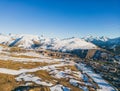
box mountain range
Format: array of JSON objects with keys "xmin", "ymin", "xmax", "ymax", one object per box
[{"xmin": 0, "ymin": 34, "xmax": 120, "ymax": 55}]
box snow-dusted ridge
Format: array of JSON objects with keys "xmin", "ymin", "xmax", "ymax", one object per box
[
  {"xmin": 82, "ymin": 36, "xmax": 120, "ymax": 52},
  {"xmin": 9, "ymin": 34, "xmax": 41, "ymax": 48},
  {"xmin": 45, "ymin": 37, "xmax": 97, "ymax": 52},
  {"xmin": 0, "ymin": 34, "xmax": 14, "ymax": 45},
  {"xmin": 82, "ymin": 36, "xmax": 110, "ymax": 42},
  {"xmin": 0, "ymin": 34, "xmax": 98, "ymax": 51}
]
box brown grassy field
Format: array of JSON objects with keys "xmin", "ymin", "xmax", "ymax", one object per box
[
  {"xmin": 0, "ymin": 73, "xmax": 20, "ymax": 91},
  {"xmin": 0, "ymin": 59, "xmax": 60, "ymax": 70},
  {"xmin": 0, "ymin": 60, "xmax": 50, "ymax": 70},
  {"xmin": 10, "ymin": 54, "xmax": 39, "ymax": 59}
]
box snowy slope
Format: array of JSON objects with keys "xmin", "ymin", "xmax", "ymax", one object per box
[
  {"xmin": 40, "ymin": 37, "xmax": 98, "ymax": 52},
  {"xmin": 82, "ymin": 36, "xmax": 109, "ymax": 48},
  {"xmin": 9, "ymin": 34, "xmax": 41, "ymax": 48},
  {"xmin": 0, "ymin": 34, "xmax": 14, "ymax": 45}
]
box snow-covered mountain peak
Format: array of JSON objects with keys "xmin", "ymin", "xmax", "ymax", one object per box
[
  {"xmin": 97, "ymin": 36, "xmax": 109, "ymax": 41},
  {"xmin": 8, "ymin": 34, "xmax": 41, "ymax": 48},
  {"xmin": 0, "ymin": 34, "xmax": 14, "ymax": 45},
  {"xmin": 82, "ymin": 36, "xmax": 109, "ymax": 42}
]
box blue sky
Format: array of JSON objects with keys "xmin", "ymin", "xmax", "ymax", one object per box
[{"xmin": 0, "ymin": 0, "xmax": 120, "ymax": 38}]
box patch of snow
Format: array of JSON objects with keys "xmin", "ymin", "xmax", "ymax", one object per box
[
  {"xmin": 0, "ymin": 46, "xmax": 3, "ymax": 51},
  {"xmin": 25, "ymin": 82, "xmax": 33, "ymax": 86},
  {"xmin": 70, "ymin": 78, "xmax": 89, "ymax": 91},
  {"xmin": 16, "ymin": 52, "xmax": 40, "ymax": 58},
  {"xmin": 79, "ymin": 86, "xmax": 89, "ymax": 91},
  {"xmin": 50, "ymin": 84, "xmax": 63, "ymax": 91},
  {"xmin": 50, "ymin": 69, "xmax": 75, "ymax": 79},
  {"xmin": 15, "ymin": 73, "xmax": 53, "ymax": 86},
  {"xmin": 69, "ymin": 79, "xmax": 79, "ymax": 87},
  {"xmin": 50, "ymin": 84, "xmax": 70, "ymax": 91},
  {"xmin": 55, "ymin": 71, "xmax": 66, "ymax": 78}
]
